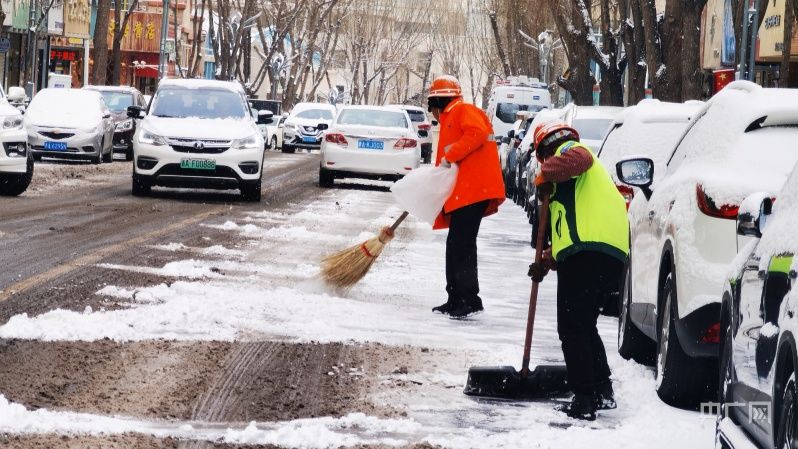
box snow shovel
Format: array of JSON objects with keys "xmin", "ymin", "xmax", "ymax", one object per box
[{"xmin": 463, "ymin": 193, "xmax": 570, "ymax": 399}]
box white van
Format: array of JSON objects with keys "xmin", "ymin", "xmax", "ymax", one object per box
[{"xmin": 486, "ymin": 76, "xmax": 551, "ymax": 140}]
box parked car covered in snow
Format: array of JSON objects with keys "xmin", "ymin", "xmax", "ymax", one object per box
[
  {"xmin": 127, "ymin": 78, "xmax": 268, "ymax": 201},
  {"xmin": 261, "ymin": 113, "xmax": 286, "ymax": 151},
  {"xmin": 716, "ymin": 166, "xmax": 798, "ymax": 449},
  {"xmin": 563, "ymin": 105, "xmax": 622, "ymax": 152},
  {"xmin": 282, "ymin": 102, "xmax": 336, "ymax": 153},
  {"xmin": 0, "ymin": 85, "xmax": 32, "ymax": 196},
  {"xmin": 85, "ymin": 85, "xmax": 148, "ymax": 161},
  {"xmin": 615, "ymin": 81, "xmax": 798, "ymax": 407},
  {"xmin": 597, "ymin": 99, "xmax": 704, "ymax": 209},
  {"xmin": 318, "ymin": 105, "xmax": 420, "ymax": 187},
  {"xmin": 26, "ymin": 88, "xmax": 115, "ymax": 164}
]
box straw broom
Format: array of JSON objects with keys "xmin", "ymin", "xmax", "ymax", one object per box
[{"xmin": 322, "ymin": 211, "xmax": 410, "ymax": 288}]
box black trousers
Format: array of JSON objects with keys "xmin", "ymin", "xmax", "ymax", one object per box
[
  {"xmin": 556, "ymin": 251, "xmax": 624, "ymax": 395},
  {"xmin": 445, "ymin": 201, "xmax": 489, "ymax": 307}
]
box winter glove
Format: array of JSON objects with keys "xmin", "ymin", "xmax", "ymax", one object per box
[
  {"xmin": 528, "ymin": 262, "xmax": 548, "ymax": 283},
  {"xmin": 535, "ymin": 173, "xmax": 553, "ymax": 197},
  {"xmin": 528, "ymin": 249, "xmax": 556, "ymax": 282}
]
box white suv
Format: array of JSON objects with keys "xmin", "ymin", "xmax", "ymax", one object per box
[
  {"xmin": 615, "ymin": 81, "xmax": 798, "ymax": 407},
  {"xmin": 282, "ymin": 103, "xmax": 336, "ymax": 153},
  {"xmin": 128, "ymin": 79, "xmax": 267, "ymax": 201},
  {"xmin": 0, "ymin": 86, "xmax": 30, "ymax": 196}
]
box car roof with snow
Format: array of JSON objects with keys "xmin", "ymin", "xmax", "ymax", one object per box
[
  {"xmin": 291, "ymin": 102, "xmax": 336, "ymax": 113},
  {"xmin": 613, "ymin": 99, "xmax": 704, "ymax": 126},
  {"xmin": 156, "ymin": 78, "xmax": 246, "ymax": 93},
  {"xmin": 386, "ymin": 104, "xmax": 424, "ymax": 112},
  {"xmin": 83, "ymin": 85, "xmax": 140, "ymax": 93},
  {"xmin": 566, "ymin": 105, "xmax": 624, "ymax": 119}
]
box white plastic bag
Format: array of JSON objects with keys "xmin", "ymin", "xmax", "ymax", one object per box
[{"xmin": 391, "ymin": 165, "xmax": 459, "ymax": 225}]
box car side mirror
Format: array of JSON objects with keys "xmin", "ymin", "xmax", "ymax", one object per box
[
  {"xmin": 616, "ymin": 157, "xmax": 654, "ymax": 199},
  {"xmin": 737, "ymin": 192, "xmax": 773, "ymax": 238},
  {"xmin": 256, "ymin": 109, "xmax": 274, "ymax": 125},
  {"xmin": 317, "ymin": 123, "xmax": 329, "ymax": 131},
  {"xmin": 7, "ymin": 86, "xmax": 26, "ymax": 102},
  {"xmin": 507, "ymin": 129, "xmax": 515, "ymax": 139},
  {"xmin": 127, "ymin": 105, "xmax": 144, "ymax": 119}
]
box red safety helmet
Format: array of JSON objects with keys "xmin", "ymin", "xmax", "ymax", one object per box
[
  {"xmin": 533, "ymin": 121, "xmax": 579, "ymax": 154},
  {"xmin": 428, "ymin": 75, "xmax": 463, "ymax": 98}
]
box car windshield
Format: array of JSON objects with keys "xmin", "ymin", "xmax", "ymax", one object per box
[
  {"xmin": 496, "ymin": 103, "xmax": 546, "ymax": 124},
  {"xmin": 151, "ymin": 88, "xmax": 247, "ymax": 119},
  {"xmin": 404, "ymin": 110, "xmax": 426, "ymax": 123},
  {"xmin": 295, "ymin": 109, "xmax": 334, "ymax": 120},
  {"xmin": 572, "ymin": 118, "xmax": 613, "ymax": 141},
  {"xmin": 337, "ymin": 109, "xmax": 409, "ymax": 128},
  {"xmin": 99, "ymin": 91, "xmax": 134, "ymax": 112}
]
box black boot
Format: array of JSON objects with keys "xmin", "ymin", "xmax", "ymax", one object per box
[
  {"xmin": 447, "ymin": 299, "xmax": 480, "ymax": 319},
  {"xmin": 555, "ymin": 394, "xmax": 597, "ymax": 421},
  {"xmin": 432, "ymin": 299, "xmax": 455, "ymax": 314},
  {"xmin": 595, "ymin": 382, "xmax": 617, "ymax": 410}
]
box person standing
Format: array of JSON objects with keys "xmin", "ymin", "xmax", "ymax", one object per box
[
  {"xmin": 426, "ymin": 76, "xmax": 505, "ymax": 319},
  {"xmin": 527, "ymin": 121, "xmax": 629, "ymax": 420}
]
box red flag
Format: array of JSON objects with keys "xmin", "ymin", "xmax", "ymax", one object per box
[{"xmin": 714, "ymin": 69, "xmax": 736, "ymax": 94}]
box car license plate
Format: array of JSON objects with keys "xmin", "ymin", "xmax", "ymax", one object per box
[
  {"xmin": 180, "ymin": 158, "xmax": 216, "ymax": 170},
  {"xmin": 44, "ymin": 141, "xmax": 67, "ymax": 151},
  {"xmin": 302, "ymin": 136, "xmax": 317, "ymax": 143},
  {"xmin": 358, "ymin": 140, "xmax": 384, "ymax": 150}
]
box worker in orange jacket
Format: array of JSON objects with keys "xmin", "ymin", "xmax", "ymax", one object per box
[{"xmin": 427, "ymin": 76, "xmax": 505, "ymax": 318}]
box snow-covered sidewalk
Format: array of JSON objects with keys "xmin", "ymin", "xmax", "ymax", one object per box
[{"xmin": 0, "ymin": 183, "xmax": 715, "ymax": 448}]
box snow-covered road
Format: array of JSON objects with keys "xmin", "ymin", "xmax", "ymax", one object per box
[{"xmin": 0, "ymin": 179, "xmax": 715, "ymax": 448}]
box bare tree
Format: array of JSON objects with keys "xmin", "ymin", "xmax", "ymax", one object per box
[
  {"xmin": 92, "ymin": 0, "xmax": 111, "ymax": 85},
  {"xmin": 110, "ymin": 0, "xmax": 140, "ymax": 84}
]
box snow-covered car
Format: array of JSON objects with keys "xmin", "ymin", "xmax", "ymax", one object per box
[
  {"xmin": 26, "ymin": 88, "xmax": 115, "ymax": 164},
  {"xmin": 282, "ymin": 102, "xmax": 336, "ymax": 153},
  {"xmin": 563, "ymin": 104, "xmax": 622, "ymax": 151},
  {"xmin": 127, "ymin": 79, "xmax": 267, "ymax": 201},
  {"xmin": 318, "ymin": 105, "xmax": 420, "ymax": 187},
  {"xmin": 0, "ymin": 85, "xmax": 32, "ymax": 196},
  {"xmin": 615, "ymin": 81, "xmax": 798, "ymax": 407},
  {"xmin": 598, "ymin": 99, "xmax": 704, "ymax": 209},
  {"xmin": 85, "ymin": 85, "xmax": 148, "ymax": 161},
  {"xmin": 716, "ymin": 172, "xmax": 798, "ymax": 449},
  {"xmin": 261, "ymin": 114, "xmax": 286, "ymax": 151},
  {"xmin": 387, "ymin": 104, "xmax": 433, "ymax": 164}
]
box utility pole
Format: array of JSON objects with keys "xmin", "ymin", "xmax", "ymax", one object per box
[
  {"xmin": 25, "ymin": 0, "xmax": 36, "ymax": 97},
  {"xmin": 739, "ymin": 1, "xmax": 753, "ymax": 80},
  {"xmin": 748, "ymin": 4, "xmax": 760, "ymax": 82},
  {"xmin": 158, "ymin": 0, "xmax": 169, "ymax": 79}
]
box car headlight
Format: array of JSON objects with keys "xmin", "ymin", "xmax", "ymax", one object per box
[
  {"xmin": 115, "ymin": 119, "xmax": 134, "ymax": 132},
  {"xmin": 284, "ymin": 123, "xmax": 296, "ymax": 131},
  {"xmin": 138, "ymin": 129, "xmax": 167, "ymax": 146},
  {"xmin": 230, "ymin": 134, "xmax": 261, "ymax": 150},
  {"xmin": 2, "ymin": 116, "xmax": 22, "ymax": 130}
]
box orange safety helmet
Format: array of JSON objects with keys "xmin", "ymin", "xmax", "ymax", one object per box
[
  {"xmin": 428, "ymin": 75, "xmax": 463, "ymax": 98},
  {"xmin": 533, "ymin": 121, "xmax": 579, "ymax": 153}
]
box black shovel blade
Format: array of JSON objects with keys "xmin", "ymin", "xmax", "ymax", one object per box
[{"xmin": 463, "ymin": 365, "xmax": 570, "ymax": 399}]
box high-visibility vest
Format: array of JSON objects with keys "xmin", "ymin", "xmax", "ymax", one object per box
[{"xmin": 549, "ymin": 141, "xmax": 630, "ymax": 262}]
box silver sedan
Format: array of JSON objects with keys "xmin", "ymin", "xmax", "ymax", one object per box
[{"xmin": 25, "ymin": 89, "xmax": 115, "ymax": 164}]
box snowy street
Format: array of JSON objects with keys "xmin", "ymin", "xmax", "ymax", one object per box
[{"xmin": 0, "ymin": 154, "xmax": 714, "ymax": 448}]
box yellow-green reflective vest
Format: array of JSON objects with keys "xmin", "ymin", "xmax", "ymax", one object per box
[{"xmin": 549, "ymin": 141, "xmax": 630, "ymax": 262}]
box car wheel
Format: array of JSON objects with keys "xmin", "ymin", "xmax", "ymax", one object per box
[
  {"xmin": 131, "ymin": 172, "xmax": 151, "ymax": 196},
  {"xmin": 776, "ymin": 372, "xmax": 798, "ymax": 449},
  {"xmin": 618, "ymin": 257, "xmax": 655, "ymax": 364},
  {"xmin": 33, "ymin": 154, "xmax": 42, "ymax": 162},
  {"xmin": 282, "ymin": 144, "xmax": 296, "ymax": 154},
  {"xmin": 0, "ymin": 156, "xmax": 33, "ymax": 196},
  {"xmin": 655, "ymin": 273, "xmax": 717, "ymax": 407},
  {"xmin": 102, "ymin": 147, "xmax": 112, "ymax": 163},
  {"xmin": 241, "ymin": 179, "xmax": 262, "ymax": 202},
  {"xmin": 718, "ymin": 315, "xmax": 735, "ymax": 413},
  {"xmin": 269, "ymin": 136, "xmax": 277, "ymax": 152},
  {"xmin": 319, "ymin": 166, "xmax": 334, "ymax": 188},
  {"xmin": 125, "ymin": 147, "xmax": 133, "ymax": 162}
]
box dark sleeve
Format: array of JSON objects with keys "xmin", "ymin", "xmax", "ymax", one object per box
[{"xmin": 541, "ymin": 147, "xmax": 594, "ymax": 183}]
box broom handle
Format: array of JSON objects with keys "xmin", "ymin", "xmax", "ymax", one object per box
[
  {"xmin": 389, "ymin": 211, "xmax": 410, "ymax": 232},
  {"xmin": 520, "ymin": 193, "xmax": 550, "ymax": 377}
]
